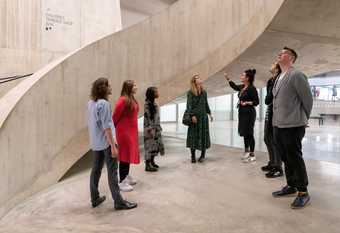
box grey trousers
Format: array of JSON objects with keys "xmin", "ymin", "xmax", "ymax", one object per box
[{"xmin": 90, "ymin": 147, "xmax": 124, "ymax": 205}]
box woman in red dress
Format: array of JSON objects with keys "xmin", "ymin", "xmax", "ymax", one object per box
[{"xmin": 113, "ymin": 80, "xmax": 140, "ymax": 192}]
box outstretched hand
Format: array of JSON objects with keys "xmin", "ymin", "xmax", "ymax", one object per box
[{"xmin": 224, "ymin": 72, "xmax": 230, "ymax": 81}]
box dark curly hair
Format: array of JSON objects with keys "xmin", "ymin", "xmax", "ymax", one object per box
[
  {"xmin": 90, "ymin": 77, "xmax": 110, "ymax": 101},
  {"xmin": 244, "ymin": 69, "xmax": 256, "ymax": 85}
]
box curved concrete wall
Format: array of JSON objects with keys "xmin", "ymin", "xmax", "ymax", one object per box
[
  {"xmin": 0, "ymin": 0, "xmax": 285, "ymax": 216},
  {"xmin": 205, "ymin": 0, "xmax": 340, "ymax": 97}
]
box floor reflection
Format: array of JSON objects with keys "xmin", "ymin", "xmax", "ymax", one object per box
[{"xmin": 159, "ymin": 120, "xmax": 340, "ymax": 164}]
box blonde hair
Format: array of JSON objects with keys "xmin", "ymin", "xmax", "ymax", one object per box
[{"xmin": 190, "ymin": 74, "xmax": 203, "ymax": 96}]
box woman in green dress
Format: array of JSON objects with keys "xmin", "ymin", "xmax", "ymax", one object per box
[{"xmin": 186, "ymin": 74, "xmax": 213, "ymax": 163}]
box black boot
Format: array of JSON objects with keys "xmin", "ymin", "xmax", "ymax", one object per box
[
  {"xmin": 198, "ymin": 150, "xmax": 206, "ymax": 163},
  {"xmin": 150, "ymin": 155, "xmax": 159, "ymax": 168},
  {"xmin": 145, "ymin": 160, "xmax": 158, "ymax": 172},
  {"xmin": 190, "ymin": 149, "xmax": 196, "ymax": 163}
]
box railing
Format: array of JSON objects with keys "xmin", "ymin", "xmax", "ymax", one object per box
[{"xmin": 0, "ymin": 74, "xmax": 33, "ymax": 85}]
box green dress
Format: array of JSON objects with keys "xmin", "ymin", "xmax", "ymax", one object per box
[{"xmin": 186, "ymin": 90, "xmax": 211, "ymax": 150}]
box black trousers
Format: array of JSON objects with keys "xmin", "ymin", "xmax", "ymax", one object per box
[
  {"xmin": 119, "ymin": 161, "xmax": 130, "ymax": 183},
  {"xmin": 190, "ymin": 148, "xmax": 206, "ymax": 157},
  {"xmin": 90, "ymin": 147, "xmax": 124, "ymax": 204},
  {"xmin": 244, "ymin": 134, "xmax": 255, "ymax": 152},
  {"xmin": 264, "ymin": 120, "xmax": 282, "ymax": 168},
  {"xmin": 273, "ymin": 126, "xmax": 309, "ymax": 192}
]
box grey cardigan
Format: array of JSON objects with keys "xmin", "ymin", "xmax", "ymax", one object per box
[{"xmin": 272, "ymin": 67, "xmax": 313, "ymax": 128}]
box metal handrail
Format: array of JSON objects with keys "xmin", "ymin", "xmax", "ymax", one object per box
[{"xmin": 0, "ymin": 73, "xmax": 33, "ymax": 85}]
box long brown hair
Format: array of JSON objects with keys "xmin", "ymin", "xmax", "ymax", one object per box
[
  {"xmin": 121, "ymin": 80, "xmax": 137, "ymax": 110},
  {"xmin": 90, "ymin": 77, "xmax": 110, "ymax": 101},
  {"xmin": 190, "ymin": 74, "xmax": 204, "ymax": 96}
]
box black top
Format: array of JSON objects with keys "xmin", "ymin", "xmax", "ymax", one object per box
[
  {"xmin": 229, "ymin": 81, "xmax": 259, "ymax": 108},
  {"xmin": 265, "ymin": 76, "xmax": 277, "ymax": 122}
]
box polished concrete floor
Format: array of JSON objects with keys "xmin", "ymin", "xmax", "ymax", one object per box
[
  {"xmin": 162, "ymin": 120, "xmax": 340, "ymax": 164},
  {"xmin": 1, "ymin": 137, "xmax": 340, "ymax": 233}
]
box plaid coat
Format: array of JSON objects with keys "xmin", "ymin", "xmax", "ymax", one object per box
[{"xmin": 143, "ymin": 100, "xmax": 165, "ymax": 160}]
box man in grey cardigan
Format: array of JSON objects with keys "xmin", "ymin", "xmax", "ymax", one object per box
[{"xmin": 272, "ymin": 47, "xmax": 313, "ymax": 209}]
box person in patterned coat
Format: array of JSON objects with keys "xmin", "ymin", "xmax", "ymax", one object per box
[
  {"xmin": 186, "ymin": 74, "xmax": 213, "ymax": 163},
  {"xmin": 143, "ymin": 87, "xmax": 165, "ymax": 172}
]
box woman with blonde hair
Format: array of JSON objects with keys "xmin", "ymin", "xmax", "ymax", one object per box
[
  {"xmin": 262, "ymin": 62, "xmax": 283, "ymax": 178},
  {"xmin": 185, "ymin": 74, "xmax": 213, "ymax": 163}
]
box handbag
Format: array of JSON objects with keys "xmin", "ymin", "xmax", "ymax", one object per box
[{"xmin": 182, "ymin": 110, "xmax": 192, "ymax": 126}]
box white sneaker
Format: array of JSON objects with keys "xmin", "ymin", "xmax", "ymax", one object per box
[
  {"xmin": 119, "ymin": 179, "xmax": 133, "ymax": 192},
  {"xmin": 241, "ymin": 152, "xmax": 250, "ymax": 160},
  {"xmin": 126, "ymin": 175, "xmax": 137, "ymax": 186},
  {"xmin": 243, "ymin": 155, "xmax": 256, "ymax": 163}
]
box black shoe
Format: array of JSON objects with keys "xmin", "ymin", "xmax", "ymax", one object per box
[
  {"xmin": 150, "ymin": 156, "xmax": 159, "ymax": 168},
  {"xmin": 92, "ymin": 196, "xmax": 106, "ymax": 208},
  {"xmin": 261, "ymin": 165, "xmax": 272, "ymax": 172},
  {"xmin": 191, "ymin": 149, "xmax": 196, "ymax": 163},
  {"xmin": 114, "ymin": 200, "xmax": 138, "ymax": 210},
  {"xmin": 265, "ymin": 168, "xmax": 283, "ymax": 178},
  {"xmin": 198, "ymin": 156, "xmax": 205, "ymax": 163},
  {"xmin": 145, "ymin": 161, "xmax": 158, "ymax": 172},
  {"xmin": 291, "ymin": 192, "xmax": 311, "ymax": 209},
  {"xmin": 272, "ymin": 186, "xmax": 297, "ymax": 197}
]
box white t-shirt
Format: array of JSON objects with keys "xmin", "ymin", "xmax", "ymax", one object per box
[{"xmin": 275, "ymin": 71, "xmax": 287, "ymax": 89}]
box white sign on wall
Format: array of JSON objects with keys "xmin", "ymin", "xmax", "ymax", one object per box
[{"xmin": 41, "ymin": 0, "xmax": 81, "ymax": 53}]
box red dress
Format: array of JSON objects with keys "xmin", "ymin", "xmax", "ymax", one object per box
[{"xmin": 113, "ymin": 96, "xmax": 140, "ymax": 164}]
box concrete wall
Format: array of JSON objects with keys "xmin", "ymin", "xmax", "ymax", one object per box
[
  {"xmin": 0, "ymin": 0, "xmax": 284, "ymax": 217},
  {"xmin": 0, "ymin": 0, "xmax": 122, "ymax": 77},
  {"xmin": 203, "ymin": 0, "xmax": 340, "ymax": 97}
]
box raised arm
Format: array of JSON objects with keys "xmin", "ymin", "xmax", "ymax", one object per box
[
  {"xmin": 224, "ymin": 72, "xmax": 242, "ymax": 91},
  {"xmin": 228, "ymin": 80, "xmax": 242, "ymax": 91}
]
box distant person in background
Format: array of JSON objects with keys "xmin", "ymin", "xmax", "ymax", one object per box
[
  {"xmin": 316, "ymin": 88, "xmax": 320, "ymax": 97},
  {"xmin": 224, "ymin": 69, "xmax": 259, "ymax": 163},
  {"xmin": 113, "ymin": 80, "xmax": 140, "ymax": 192},
  {"xmin": 143, "ymin": 87, "xmax": 165, "ymax": 172},
  {"xmin": 272, "ymin": 47, "xmax": 313, "ymax": 209},
  {"xmin": 261, "ymin": 63, "xmax": 283, "ymax": 178},
  {"xmin": 332, "ymin": 85, "xmax": 337, "ymax": 101},
  {"xmin": 311, "ymin": 86, "xmax": 317, "ymax": 98},
  {"xmin": 87, "ymin": 77, "xmax": 137, "ymax": 210},
  {"xmin": 186, "ymin": 74, "xmax": 213, "ymax": 163}
]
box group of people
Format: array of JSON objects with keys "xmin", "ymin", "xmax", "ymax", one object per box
[
  {"xmin": 186, "ymin": 47, "xmax": 313, "ymax": 209},
  {"xmin": 87, "ymin": 79, "xmax": 164, "ymax": 210},
  {"xmin": 87, "ymin": 46, "xmax": 313, "ymax": 211}
]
